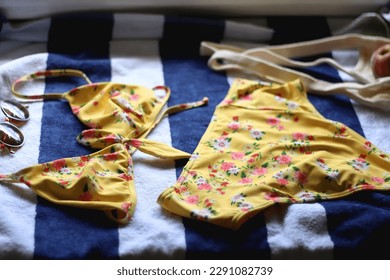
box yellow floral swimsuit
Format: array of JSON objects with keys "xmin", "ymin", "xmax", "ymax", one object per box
[
  {"xmin": 158, "ymin": 78, "xmax": 390, "ymax": 230},
  {"xmin": 1, "ymin": 69, "xmax": 206, "ymax": 224},
  {"xmin": 1, "ymin": 70, "xmax": 389, "ymax": 229}
]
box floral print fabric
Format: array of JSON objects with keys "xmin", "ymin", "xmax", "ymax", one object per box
[
  {"xmin": 1, "ymin": 144, "xmax": 136, "ymax": 224},
  {"xmin": 12, "ymin": 69, "xmax": 171, "ymax": 141},
  {"xmin": 158, "ymin": 79, "xmax": 390, "ymax": 230}
]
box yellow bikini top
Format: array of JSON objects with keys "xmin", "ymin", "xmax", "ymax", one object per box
[
  {"xmin": 1, "ymin": 69, "xmax": 208, "ymax": 223},
  {"xmin": 11, "ymin": 69, "xmax": 208, "ymax": 151}
]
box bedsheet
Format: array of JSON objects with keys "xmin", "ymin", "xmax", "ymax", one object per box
[{"xmin": 0, "ymin": 11, "xmax": 389, "ymax": 260}]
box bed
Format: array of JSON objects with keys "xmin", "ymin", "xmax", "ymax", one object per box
[{"xmin": 1, "ymin": 2, "xmax": 390, "ymax": 260}]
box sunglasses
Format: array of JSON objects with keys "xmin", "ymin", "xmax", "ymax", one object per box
[{"xmin": 0, "ymin": 99, "xmax": 29, "ymax": 153}]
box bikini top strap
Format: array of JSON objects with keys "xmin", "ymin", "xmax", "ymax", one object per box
[
  {"xmin": 11, "ymin": 69, "xmax": 93, "ymax": 102},
  {"xmin": 140, "ymin": 94, "xmax": 208, "ymax": 145}
]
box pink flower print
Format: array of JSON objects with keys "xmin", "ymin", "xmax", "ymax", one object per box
[
  {"xmin": 93, "ymin": 101, "xmax": 99, "ymax": 106},
  {"xmin": 239, "ymin": 202, "xmax": 253, "ymax": 212},
  {"xmin": 52, "ymin": 159, "xmax": 67, "ymax": 171},
  {"xmin": 208, "ymin": 165, "xmax": 217, "ymax": 177},
  {"xmin": 111, "ymin": 90, "xmax": 121, "ymax": 97},
  {"xmin": 372, "ymin": 177, "xmax": 385, "ymax": 184},
  {"xmin": 267, "ymin": 117, "xmax": 280, "ymax": 127},
  {"xmin": 228, "ymin": 121, "xmax": 240, "ymax": 131},
  {"xmin": 129, "ymin": 94, "xmax": 139, "ymax": 101},
  {"xmin": 253, "ymin": 167, "xmax": 267, "ymax": 176},
  {"xmin": 264, "ymin": 192, "xmax": 280, "ymax": 202},
  {"xmin": 81, "ymin": 129, "xmax": 98, "ymax": 140},
  {"xmin": 292, "ymin": 132, "xmax": 307, "ymax": 141},
  {"xmin": 222, "ymin": 99, "xmax": 234, "ymax": 105},
  {"xmin": 238, "ymin": 177, "xmax": 253, "ymax": 185},
  {"xmin": 198, "ymin": 183, "xmax": 212, "ymax": 191},
  {"xmin": 293, "ymin": 116, "xmax": 299, "ymax": 122},
  {"xmin": 104, "ymin": 134, "xmax": 121, "ymax": 144},
  {"xmin": 276, "ymin": 154, "xmax": 292, "ymax": 165},
  {"xmin": 177, "ymin": 175, "xmax": 186, "ymax": 184},
  {"xmin": 239, "ymin": 94, "xmax": 253, "ymax": 101},
  {"xmin": 130, "ymin": 139, "xmax": 142, "ymax": 148},
  {"xmin": 19, "ymin": 176, "xmax": 32, "ymax": 187},
  {"xmin": 174, "ymin": 187, "xmax": 182, "ymax": 194},
  {"xmin": 363, "ymin": 141, "xmax": 374, "ymax": 152},
  {"xmin": 91, "ymin": 123, "xmax": 101, "ymax": 129},
  {"xmin": 118, "ymin": 173, "xmax": 133, "ymax": 181},
  {"xmin": 103, "ymin": 152, "xmax": 119, "ymax": 161},
  {"xmin": 221, "ymin": 182, "xmax": 229, "ymax": 187},
  {"xmin": 58, "ymin": 179, "xmax": 71, "ymax": 188},
  {"xmin": 185, "ymin": 195, "xmax": 199, "ymax": 204},
  {"xmin": 231, "ymin": 152, "xmax": 244, "ymax": 160},
  {"xmin": 216, "ymin": 187, "xmax": 226, "ymax": 195},
  {"xmin": 42, "ymin": 166, "xmax": 50, "ymax": 173},
  {"xmin": 204, "ymin": 198, "xmax": 214, "ymax": 207},
  {"xmin": 294, "ymin": 171, "xmax": 308, "ymax": 185},
  {"xmin": 221, "ymin": 162, "xmax": 235, "ymax": 171},
  {"xmin": 353, "ymin": 183, "xmax": 376, "ymax": 191},
  {"xmin": 348, "ymin": 156, "xmax": 370, "ymax": 171},
  {"xmin": 79, "ymin": 191, "xmax": 93, "ymax": 201},
  {"xmin": 71, "ymin": 105, "xmax": 80, "ymax": 115},
  {"xmin": 188, "ymin": 171, "xmax": 197, "ymax": 178},
  {"xmin": 121, "ymin": 202, "xmax": 132, "ymax": 213},
  {"xmin": 277, "ymin": 178, "xmax": 289, "ymax": 186}
]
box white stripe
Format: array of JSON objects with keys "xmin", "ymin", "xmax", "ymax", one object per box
[
  {"xmin": 264, "ymin": 204, "xmax": 334, "ymax": 259},
  {"xmin": 110, "ymin": 40, "xmax": 186, "ymax": 259},
  {"xmin": 0, "ymin": 52, "xmax": 48, "ymax": 259}
]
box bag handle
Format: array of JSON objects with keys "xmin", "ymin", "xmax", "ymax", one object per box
[{"xmin": 200, "ymin": 34, "xmax": 390, "ymax": 111}]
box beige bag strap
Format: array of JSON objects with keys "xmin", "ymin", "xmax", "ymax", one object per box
[{"xmin": 201, "ymin": 34, "xmax": 390, "ymax": 111}]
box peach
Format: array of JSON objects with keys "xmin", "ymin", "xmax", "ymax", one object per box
[{"xmin": 371, "ymin": 44, "xmax": 390, "ymax": 78}]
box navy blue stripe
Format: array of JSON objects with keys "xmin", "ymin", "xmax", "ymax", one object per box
[
  {"xmin": 269, "ymin": 16, "xmax": 390, "ymax": 258},
  {"xmin": 321, "ymin": 192, "xmax": 390, "ymax": 259},
  {"xmin": 34, "ymin": 13, "xmax": 119, "ymax": 259},
  {"xmin": 160, "ymin": 16, "xmax": 271, "ymax": 259}
]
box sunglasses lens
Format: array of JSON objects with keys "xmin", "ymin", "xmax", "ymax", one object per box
[
  {"xmin": 0, "ymin": 122, "xmax": 25, "ymax": 148},
  {"xmin": 1, "ymin": 100, "xmax": 30, "ymax": 122}
]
